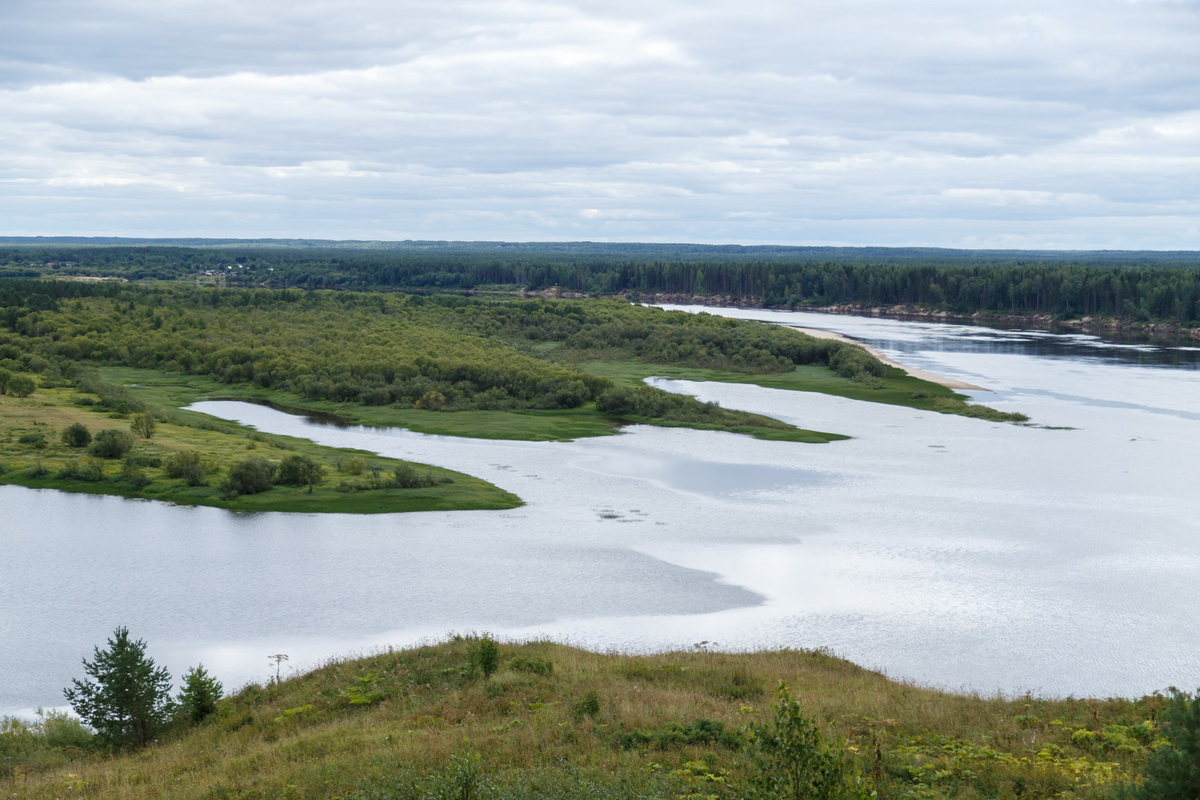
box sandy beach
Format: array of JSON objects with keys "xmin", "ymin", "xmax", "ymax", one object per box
[{"xmin": 785, "ymin": 325, "xmax": 988, "ymax": 391}]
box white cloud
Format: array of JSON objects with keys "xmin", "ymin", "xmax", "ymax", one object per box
[{"xmin": 0, "ymin": 0, "xmax": 1198, "ymax": 246}]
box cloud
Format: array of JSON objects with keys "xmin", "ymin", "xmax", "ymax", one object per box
[{"xmin": 0, "ymin": 0, "xmax": 1198, "ymax": 246}]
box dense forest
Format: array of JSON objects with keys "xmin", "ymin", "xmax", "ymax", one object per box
[
  {"xmin": 3, "ymin": 239, "xmax": 1200, "ymax": 324},
  {"xmin": 0, "ymin": 280, "xmax": 903, "ymax": 433}
]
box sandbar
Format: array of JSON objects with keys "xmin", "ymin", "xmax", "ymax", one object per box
[{"xmin": 784, "ymin": 325, "xmax": 988, "ymax": 392}]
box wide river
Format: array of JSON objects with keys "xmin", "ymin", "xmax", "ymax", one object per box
[{"xmin": 3, "ymin": 308, "xmax": 1199, "ymax": 717}]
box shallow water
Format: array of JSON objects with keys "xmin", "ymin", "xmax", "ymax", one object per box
[{"xmin": 3, "ymin": 310, "xmax": 1199, "ymax": 716}]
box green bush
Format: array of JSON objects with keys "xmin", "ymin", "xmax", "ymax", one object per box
[
  {"xmin": 89, "ymin": 429, "xmax": 135, "ymax": 459},
  {"xmin": 509, "ymin": 656, "xmax": 554, "ymax": 676},
  {"xmin": 58, "ymin": 459, "xmax": 106, "ymax": 482},
  {"xmin": 1117, "ymin": 689, "xmax": 1200, "ymax": 799},
  {"xmin": 221, "ymin": 456, "xmax": 277, "ymax": 497},
  {"xmin": 276, "ymin": 454, "xmax": 325, "ymax": 491},
  {"xmin": 18, "ymin": 431, "xmax": 46, "ymax": 448},
  {"xmin": 61, "ymin": 423, "xmax": 92, "ymax": 448},
  {"xmin": 477, "ymin": 636, "xmax": 500, "ymax": 678},
  {"xmin": 164, "ymin": 450, "xmax": 207, "ymax": 486}
]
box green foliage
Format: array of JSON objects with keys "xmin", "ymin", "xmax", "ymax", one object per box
[
  {"xmin": 477, "ymin": 635, "xmax": 500, "ymax": 679},
  {"xmin": 163, "ymin": 449, "xmax": 207, "ymax": 486},
  {"xmin": 18, "ymin": 431, "xmax": 46, "ymax": 448},
  {"xmin": 0, "ymin": 710, "xmax": 93, "ymax": 778},
  {"xmin": 88, "ymin": 429, "xmax": 134, "ymax": 459},
  {"xmin": 63, "ymin": 626, "xmax": 173, "ymax": 749},
  {"xmin": 220, "ymin": 455, "xmax": 276, "ymax": 497},
  {"xmin": 749, "ymin": 683, "xmax": 863, "ymax": 800},
  {"xmin": 130, "ymin": 413, "xmax": 156, "ymax": 439},
  {"xmin": 1117, "ymin": 689, "xmax": 1200, "ymax": 799},
  {"xmin": 57, "ymin": 458, "xmax": 106, "ymax": 481},
  {"xmin": 619, "ymin": 718, "xmax": 742, "ymax": 751},
  {"xmin": 508, "ymin": 656, "xmax": 554, "ymax": 676},
  {"xmin": 7, "ymin": 374, "xmax": 36, "ymax": 397},
  {"xmin": 573, "ymin": 690, "xmax": 601, "ymax": 720},
  {"xmin": 337, "ymin": 674, "xmax": 388, "ymax": 707},
  {"xmin": 176, "ymin": 664, "xmax": 223, "ymax": 725},
  {"xmin": 61, "ymin": 422, "xmax": 92, "ymax": 448},
  {"xmin": 120, "ymin": 459, "xmax": 151, "ymax": 488},
  {"xmin": 276, "ymin": 453, "xmax": 325, "ymax": 492}
]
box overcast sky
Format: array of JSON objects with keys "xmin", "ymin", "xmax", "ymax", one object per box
[{"xmin": 2, "ymin": 0, "xmax": 1198, "ymax": 248}]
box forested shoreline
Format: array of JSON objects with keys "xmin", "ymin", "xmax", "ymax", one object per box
[{"xmin": 4, "ymin": 240, "xmax": 1200, "ymax": 328}]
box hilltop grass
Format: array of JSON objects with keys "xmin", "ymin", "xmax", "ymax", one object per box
[
  {"xmin": 0, "ymin": 638, "xmax": 1165, "ymax": 800},
  {"xmin": 0, "ymin": 373, "xmax": 521, "ymax": 514},
  {"xmin": 579, "ymin": 360, "xmax": 1028, "ymax": 423}
]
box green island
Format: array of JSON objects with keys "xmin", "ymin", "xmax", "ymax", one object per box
[
  {"xmin": 0, "ymin": 279, "xmax": 1022, "ymax": 513},
  {"xmin": 2, "ymin": 635, "xmax": 1194, "ymax": 800}
]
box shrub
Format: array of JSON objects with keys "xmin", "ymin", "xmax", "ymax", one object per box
[
  {"xmin": 121, "ymin": 461, "xmax": 152, "ymax": 489},
  {"xmin": 25, "ymin": 462, "xmax": 49, "ymax": 478},
  {"xmin": 276, "ymin": 454, "xmax": 325, "ymax": 492},
  {"xmin": 390, "ymin": 464, "xmax": 437, "ymax": 489},
  {"xmin": 573, "ymin": 690, "xmax": 601, "ymax": 720},
  {"xmin": 476, "ymin": 635, "xmax": 499, "ymax": 678},
  {"xmin": 221, "ymin": 456, "xmax": 276, "ymax": 497},
  {"xmin": 18, "ymin": 432, "xmax": 47, "ymax": 448},
  {"xmin": 508, "ymin": 656, "xmax": 554, "ymax": 676},
  {"xmin": 164, "ymin": 450, "xmax": 207, "ymax": 486},
  {"xmin": 6, "ymin": 374, "xmax": 36, "ymax": 398},
  {"xmin": 58, "ymin": 459, "xmax": 106, "ymax": 482},
  {"xmin": 61, "ymin": 423, "xmax": 92, "ymax": 448},
  {"xmin": 130, "ymin": 413, "xmax": 156, "ymax": 439},
  {"xmin": 89, "ymin": 429, "xmax": 135, "ymax": 459},
  {"xmin": 1117, "ymin": 688, "xmax": 1200, "ymax": 799},
  {"xmin": 749, "ymin": 682, "xmax": 862, "ymax": 800}
]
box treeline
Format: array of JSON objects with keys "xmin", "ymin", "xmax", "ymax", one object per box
[
  {"xmin": 5, "ymin": 242, "xmax": 1200, "ymax": 323},
  {"xmin": 0, "ymin": 281, "xmax": 883, "ymax": 425}
]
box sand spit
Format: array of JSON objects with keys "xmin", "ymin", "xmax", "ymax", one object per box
[{"xmin": 786, "ymin": 325, "xmax": 989, "ymax": 392}]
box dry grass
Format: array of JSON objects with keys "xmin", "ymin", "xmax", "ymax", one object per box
[{"xmin": 1, "ymin": 639, "xmax": 1165, "ymax": 800}]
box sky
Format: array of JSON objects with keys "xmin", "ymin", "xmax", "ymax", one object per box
[{"xmin": 2, "ymin": 0, "xmax": 1199, "ymax": 248}]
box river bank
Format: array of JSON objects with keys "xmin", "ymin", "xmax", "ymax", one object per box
[{"xmin": 626, "ymin": 291, "xmax": 1200, "ymax": 342}]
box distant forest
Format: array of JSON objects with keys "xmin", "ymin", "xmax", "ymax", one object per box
[{"xmin": 3, "ymin": 239, "xmax": 1200, "ymax": 323}]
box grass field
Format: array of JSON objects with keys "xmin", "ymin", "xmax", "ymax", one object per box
[
  {"xmin": 0, "ymin": 371, "xmax": 522, "ymax": 514},
  {"xmin": 97, "ymin": 366, "xmax": 847, "ymax": 444},
  {"xmin": 578, "ymin": 360, "xmax": 1026, "ymax": 422},
  {"xmin": 0, "ymin": 638, "xmax": 1166, "ymax": 800}
]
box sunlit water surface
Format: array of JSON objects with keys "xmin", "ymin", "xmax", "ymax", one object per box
[{"xmin": 3, "ymin": 309, "xmax": 1199, "ymax": 716}]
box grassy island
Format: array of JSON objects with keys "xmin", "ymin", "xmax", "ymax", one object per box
[
  {"xmin": 0, "ymin": 637, "xmax": 1180, "ymax": 800},
  {"xmin": 0, "ymin": 279, "xmax": 1025, "ymax": 511}
]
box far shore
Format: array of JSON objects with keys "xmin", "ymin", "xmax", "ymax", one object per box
[{"xmin": 784, "ymin": 325, "xmax": 989, "ymax": 391}]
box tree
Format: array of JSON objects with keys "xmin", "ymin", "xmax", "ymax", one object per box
[
  {"xmin": 7, "ymin": 374, "xmax": 36, "ymax": 398},
  {"xmin": 221, "ymin": 456, "xmax": 276, "ymax": 497},
  {"xmin": 89, "ymin": 429, "xmax": 134, "ymax": 459},
  {"xmin": 61, "ymin": 422, "xmax": 92, "ymax": 448},
  {"xmin": 130, "ymin": 413, "xmax": 156, "ymax": 439},
  {"xmin": 276, "ymin": 454, "xmax": 325, "ymax": 493},
  {"xmin": 176, "ymin": 664, "xmax": 223, "ymax": 725},
  {"xmin": 1119, "ymin": 688, "xmax": 1200, "ymax": 799},
  {"xmin": 749, "ymin": 682, "xmax": 865, "ymax": 800},
  {"xmin": 476, "ymin": 634, "xmax": 499, "ymax": 678},
  {"xmin": 63, "ymin": 627, "xmax": 173, "ymax": 749}
]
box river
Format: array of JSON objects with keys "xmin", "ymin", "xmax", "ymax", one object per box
[{"xmin": 2, "ymin": 308, "xmax": 1198, "ymax": 716}]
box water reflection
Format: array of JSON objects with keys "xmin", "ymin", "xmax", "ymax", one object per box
[{"xmin": 655, "ymin": 305, "xmax": 1200, "ymax": 369}]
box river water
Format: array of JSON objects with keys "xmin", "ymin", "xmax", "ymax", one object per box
[{"xmin": 3, "ymin": 309, "xmax": 1198, "ymax": 716}]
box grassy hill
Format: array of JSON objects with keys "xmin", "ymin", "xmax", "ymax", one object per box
[{"xmin": 1, "ymin": 638, "xmax": 1169, "ymax": 799}]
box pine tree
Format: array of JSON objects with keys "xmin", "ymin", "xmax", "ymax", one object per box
[
  {"xmin": 1120, "ymin": 689, "xmax": 1200, "ymax": 800},
  {"xmin": 177, "ymin": 664, "xmax": 223, "ymax": 725},
  {"xmin": 63, "ymin": 627, "xmax": 173, "ymax": 749}
]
